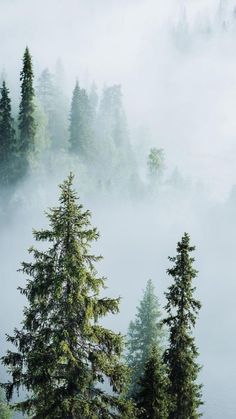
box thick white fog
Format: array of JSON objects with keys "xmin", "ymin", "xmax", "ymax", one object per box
[{"xmin": 1, "ymin": 0, "xmax": 236, "ymax": 417}]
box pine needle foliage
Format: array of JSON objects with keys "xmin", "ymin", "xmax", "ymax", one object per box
[
  {"xmin": 126, "ymin": 279, "xmax": 164, "ymax": 397},
  {"xmin": 0, "ymin": 81, "xmax": 17, "ymax": 187},
  {"xmin": 163, "ymin": 233, "xmax": 203, "ymax": 419},
  {"xmin": 135, "ymin": 346, "xmax": 169, "ymax": 419},
  {"xmin": 18, "ymin": 46, "xmax": 36, "ymax": 173},
  {"xmin": 69, "ymin": 81, "xmax": 92, "ymax": 159},
  {"xmin": 2, "ymin": 174, "xmax": 133, "ymax": 418}
]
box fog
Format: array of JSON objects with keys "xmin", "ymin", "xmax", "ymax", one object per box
[{"xmin": 1, "ymin": 0, "xmax": 236, "ymax": 417}]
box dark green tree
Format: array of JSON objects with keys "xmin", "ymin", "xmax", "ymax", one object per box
[
  {"xmin": 18, "ymin": 46, "xmax": 36, "ymax": 173},
  {"xmin": 69, "ymin": 81, "xmax": 92, "ymax": 159},
  {"xmin": 135, "ymin": 346, "xmax": 169, "ymax": 419},
  {"xmin": 163, "ymin": 233, "xmax": 203, "ymax": 419},
  {"xmin": 2, "ymin": 174, "xmax": 134, "ymax": 418},
  {"xmin": 0, "ymin": 81, "xmax": 17, "ymax": 187},
  {"xmin": 126, "ymin": 279, "xmax": 164, "ymax": 397}
]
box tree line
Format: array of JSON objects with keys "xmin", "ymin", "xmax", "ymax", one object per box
[
  {"xmin": 0, "ymin": 48, "xmax": 166, "ymax": 197},
  {"xmin": 0, "ymin": 174, "xmax": 203, "ymax": 418}
]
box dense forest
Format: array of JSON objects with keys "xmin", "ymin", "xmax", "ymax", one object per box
[
  {"xmin": 0, "ymin": 48, "xmax": 203, "ymax": 418},
  {"xmin": 0, "ymin": 46, "xmax": 170, "ymax": 204},
  {"xmin": 1, "ymin": 1, "xmax": 236, "ymax": 418}
]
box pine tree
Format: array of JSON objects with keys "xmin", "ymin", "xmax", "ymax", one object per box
[
  {"xmin": 18, "ymin": 47, "xmax": 36, "ymax": 173},
  {"xmin": 51, "ymin": 61, "xmax": 69, "ymax": 150},
  {"xmin": 96, "ymin": 84, "xmax": 137, "ymax": 191},
  {"xmin": 135, "ymin": 346, "xmax": 169, "ymax": 419},
  {"xmin": 0, "ymin": 81, "xmax": 16, "ymax": 187},
  {"xmin": 163, "ymin": 233, "xmax": 203, "ymax": 419},
  {"xmin": 37, "ymin": 67, "xmax": 68, "ymax": 151},
  {"xmin": 126, "ymin": 279, "xmax": 164, "ymax": 397},
  {"xmin": 37, "ymin": 68, "xmax": 55, "ymax": 146},
  {"xmin": 69, "ymin": 81, "xmax": 80, "ymax": 152},
  {"xmin": 2, "ymin": 174, "xmax": 134, "ymax": 418},
  {"xmin": 69, "ymin": 81, "xmax": 92, "ymax": 159}
]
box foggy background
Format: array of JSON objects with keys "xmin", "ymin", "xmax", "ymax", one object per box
[{"xmin": 1, "ymin": 0, "xmax": 236, "ymax": 417}]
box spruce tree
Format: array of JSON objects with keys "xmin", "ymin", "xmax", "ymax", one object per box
[
  {"xmin": 18, "ymin": 47, "xmax": 35, "ymax": 173},
  {"xmin": 0, "ymin": 81, "xmax": 16, "ymax": 187},
  {"xmin": 163, "ymin": 233, "xmax": 203, "ymax": 419},
  {"xmin": 69, "ymin": 81, "xmax": 80, "ymax": 152},
  {"xmin": 135, "ymin": 346, "xmax": 169, "ymax": 419},
  {"xmin": 96, "ymin": 84, "xmax": 137, "ymax": 190},
  {"xmin": 2, "ymin": 174, "xmax": 134, "ymax": 418},
  {"xmin": 126, "ymin": 279, "xmax": 164, "ymax": 397},
  {"xmin": 37, "ymin": 68, "xmax": 55, "ymax": 146},
  {"xmin": 52, "ymin": 60, "xmax": 69, "ymax": 150},
  {"xmin": 69, "ymin": 81, "xmax": 92, "ymax": 159}
]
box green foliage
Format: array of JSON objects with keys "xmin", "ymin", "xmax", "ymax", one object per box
[
  {"xmin": 147, "ymin": 148, "xmax": 165, "ymax": 183},
  {"xmin": 18, "ymin": 46, "xmax": 36, "ymax": 175},
  {"xmin": 37, "ymin": 66, "xmax": 68, "ymax": 151},
  {"xmin": 126, "ymin": 279, "xmax": 164, "ymax": 397},
  {"xmin": 0, "ymin": 81, "xmax": 17, "ymax": 187},
  {"xmin": 37, "ymin": 68, "xmax": 55, "ymax": 147},
  {"xmin": 28, "ymin": 98, "xmax": 50, "ymax": 170},
  {"xmin": 0, "ymin": 389, "xmax": 12, "ymax": 419},
  {"xmin": 135, "ymin": 346, "xmax": 169, "ymax": 419},
  {"xmin": 163, "ymin": 233, "xmax": 203, "ymax": 419},
  {"xmin": 69, "ymin": 81, "xmax": 93, "ymax": 160},
  {"xmin": 2, "ymin": 174, "xmax": 134, "ymax": 418}
]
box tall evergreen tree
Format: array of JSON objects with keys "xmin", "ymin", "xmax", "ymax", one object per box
[
  {"xmin": 69, "ymin": 81, "xmax": 92, "ymax": 159},
  {"xmin": 2, "ymin": 174, "xmax": 133, "ymax": 418},
  {"xmin": 135, "ymin": 346, "xmax": 169, "ymax": 419},
  {"xmin": 96, "ymin": 84, "xmax": 137, "ymax": 191},
  {"xmin": 18, "ymin": 47, "xmax": 36, "ymax": 173},
  {"xmin": 126, "ymin": 279, "xmax": 164, "ymax": 397},
  {"xmin": 163, "ymin": 233, "xmax": 203, "ymax": 419},
  {"xmin": 37, "ymin": 68, "xmax": 55, "ymax": 146},
  {"xmin": 98, "ymin": 85, "xmax": 127, "ymax": 147},
  {"xmin": 37, "ymin": 66, "xmax": 68, "ymax": 151},
  {"xmin": 51, "ymin": 60, "xmax": 69, "ymax": 150},
  {"xmin": 0, "ymin": 81, "xmax": 16, "ymax": 186},
  {"xmin": 69, "ymin": 81, "xmax": 80, "ymax": 152}
]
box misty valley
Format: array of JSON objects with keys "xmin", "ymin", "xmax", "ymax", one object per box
[{"xmin": 1, "ymin": 1, "xmax": 236, "ymax": 418}]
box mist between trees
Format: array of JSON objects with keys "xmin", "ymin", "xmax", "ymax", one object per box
[
  {"xmin": 0, "ymin": 17, "xmax": 236, "ymax": 416},
  {"xmin": 0, "ymin": 171, "xmax": 202, "ymax": 419},
  {"xmin": 0, "ymin": 47, "xmax": 204, "ymax": 418}
]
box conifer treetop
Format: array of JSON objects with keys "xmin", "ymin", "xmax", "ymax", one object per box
[
  {"xmin": 126, "ymin": 278, "xmax": 164, "ymax": 398},
  {"xmin": 135, "ymin": 345, "xmax": 169, "ymax": 419},
  {"xmin": 2, "ymin": 173, "xmax": 134, "ymax": 418},
  {"xmin": 163, "ymin": 232, "xmax": 203, "ymax": 419}
]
